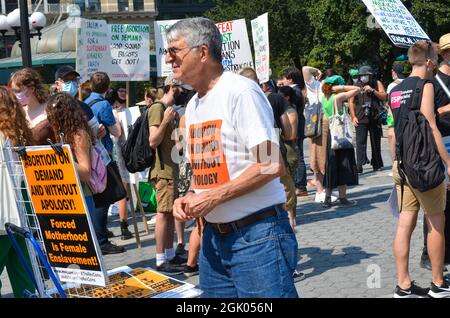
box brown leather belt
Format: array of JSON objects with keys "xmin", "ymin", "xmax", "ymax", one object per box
[{"xmin": 208, "ymin": 204, "xmax": 285, "ymax": 235}]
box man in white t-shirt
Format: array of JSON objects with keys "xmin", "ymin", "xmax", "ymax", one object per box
[{"xmin": 167, "ymin": 17, "xmax": 298, "ymax": 298}]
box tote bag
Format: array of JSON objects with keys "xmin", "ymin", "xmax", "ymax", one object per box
[
  {"xmin": 329, "ymin": 99, "xmax": 353, "ymax": 150},
  {"xmin": 304, "ymin": 88, "xmax": 322, "ymax": 138},
  {"xmin": 92, "ymin": 161, "xmax": 127, "ymax": 208}
]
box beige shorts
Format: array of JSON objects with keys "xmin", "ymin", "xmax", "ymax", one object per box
[
  {"xmin": 280, "ymin": 173, "xmax": 297, "ymax": 213},
  {"xmin": 392, "ymin": 161, "xmax": 446, "ymax": 214},
  {"xmin": 151, "ymin": 178, "xmax": 178, "ymax": 213}
]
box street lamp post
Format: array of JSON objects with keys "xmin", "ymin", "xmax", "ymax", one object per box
[
  {"xmin": 19, "ymin": 0, "xmax": 32, "ymax": 67},
  {"xmin": 0, "ymin": 6, "xmax": 46, "ymax": 67}
]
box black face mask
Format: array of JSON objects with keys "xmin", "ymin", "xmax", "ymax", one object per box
[{"xmin": 174, "ymin": 90, "xmax": 190, "ymax": 106}]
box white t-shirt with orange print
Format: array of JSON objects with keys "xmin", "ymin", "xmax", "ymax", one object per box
[{"xmin": 185, "ymin": 72, "xmax": 286, "ymax": 224}]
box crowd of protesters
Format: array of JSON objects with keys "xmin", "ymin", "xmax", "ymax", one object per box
[{"xmin": 0, "ymin": 17, "xmax": 449, "ymax": 299}]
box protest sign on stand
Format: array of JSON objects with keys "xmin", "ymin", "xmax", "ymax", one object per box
[
  {"xmin": 363, "ymin": 0, "xmax": 430, "ymax": 48},
  {"xmin": 21, "ymin": 145, "xmax": 108, "ymax": 287},
  {"xmin": 251, "ymin": 13, "xmax": 270, "ymax": 84}
]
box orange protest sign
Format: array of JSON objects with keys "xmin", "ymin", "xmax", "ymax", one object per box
[{"xmin": 22, "ymin": 147, "xmax": 86, "ymax": 215}]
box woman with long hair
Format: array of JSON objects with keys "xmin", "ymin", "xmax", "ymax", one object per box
[
  {"xmin": 46, "ymin": 93, "xmax": 95, "ymax": 214},
  {"xmin": 9, "ymin": 68, "xmax": 54, "ymax": 145},
  {"xmin": 0, "ymin": 87, "xmax": 35, "ymax": 297}
]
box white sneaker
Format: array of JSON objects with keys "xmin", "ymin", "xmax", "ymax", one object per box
[
  {"xmin": 147, "ymin": 215, "xmax": 157, "ymax": 227},
  {"xmin": 315, "ymin": 192, "xmax": 338, "ymax": 203},
  {"xmin": 108, "ymin": 203, "xmax": 120, "ymax": 216}
]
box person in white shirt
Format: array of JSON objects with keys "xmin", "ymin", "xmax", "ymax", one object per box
[{"xmin": 168, "ymin": 17, "xmax": 298, "ymax": 298}]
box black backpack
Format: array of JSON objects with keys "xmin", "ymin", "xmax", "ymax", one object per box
[
  {"xmin": 121, "ymin": 107, "xmax": 157, "ymax": 173},
  {"xmin": 396, "ymin": 79, "xmax": 445, "ymax": 194}
]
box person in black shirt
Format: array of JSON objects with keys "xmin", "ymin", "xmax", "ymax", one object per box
[
  {"xmin": 421, "ymin": 33, "xmax": 450, "ymax": 272},
  {"xmin": 389, "ymin": 41, "xmax": 450, "ymax": 298}
]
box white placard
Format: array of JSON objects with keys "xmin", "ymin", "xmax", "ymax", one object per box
[
  {"xmin": 154, "ymin": 19, "xmax": 179, "ymax": 77},
  {"xmin": 77, "ymin": 18, "xmax": 150, "ymax": 82},
  {"xmin": 363, "ymin": 0, "xmax": 430, "ymax": 48},
  {"xmin": 217, "ymin": 19, "xmax": 254, "ymax": 72},
  {"xmin": 251, "ymin": 13, "xmax": 270, "ymax": 83}
]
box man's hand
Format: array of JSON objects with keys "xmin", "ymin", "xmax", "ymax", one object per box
[
  {"xmin": 97, "ymin": 124, "xmax": 107, "ymax": 139},
  {"xmin": 173, "ymin": 192, "xmax": 195, "ymax": 222},
  {"xmin": 363, "ymin": 85, "xmax": 374, "ymax": 94},
  {"xmin": 183, "ymin": 191, "xmax": 219, "ymax": 219},
  {"xmin": 352, "ymin": 116, "xmax": 359, "ymax": 127},
  {"xmin": 162, "ymin": 107, "xmax": 177, "ymax": 125}
]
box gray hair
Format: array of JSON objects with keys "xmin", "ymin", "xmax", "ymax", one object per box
[{"xmin": 166, "ymin": 17, "xmax": 223, "ymax": 64}]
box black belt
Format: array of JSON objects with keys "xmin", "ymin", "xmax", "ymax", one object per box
[{"xmin": 208, "ymin": 204, "xmax": 285, "ymax": 235}]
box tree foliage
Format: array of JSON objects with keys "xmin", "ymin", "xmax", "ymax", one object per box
[{"xmin": 206, "ymin": 0, "xmax": 449, "ymax": 83}]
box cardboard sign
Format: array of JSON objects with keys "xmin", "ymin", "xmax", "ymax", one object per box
[
  {"xmin": 154, "ymin": 19, "xmax": 179, "ymax": 77},
  {"xmin": 251, "ymin": 13, "xmax": 270, "ymax": 83},
  {"xmin": 21, "ymin": 146, "xmax": 107, "ymax": 287},
  {"xmin": 77, "ymin": 18, "xmax": 150, "ymax": 82},
  {"xmin": 217, "ymin": 19, "xmax": 254, "ymax": 72},
  {"xmin": 363, "ymin": 0, "xmax": 430, "ymax": 48}
]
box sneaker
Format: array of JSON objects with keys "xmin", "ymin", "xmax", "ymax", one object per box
[
  {"xmin": 183, "ymin": 264, "xmax": 199, "ymax": 277},
  {"xmin": 169, "ymin": 254, "xmax": 187, "ymax": 265},
  {"xmin": 121, "ymin": 228, "xmax": 133, "ymax": 240},
  {"xmin": 322, "ymin": 197, "xmax": 333, "ymax": 209},
  {"xmin": 156, "ymin": 262, "xmax": 184, "ymax": 275},
  {"xmin": 428, "ymin": 281, "xmax": 450, "ymax": 298},
  {"xmin": 146, "ymin": 215, "xmax": 157, "ymax": 227},
  {"xmin": 336, "ymin": 198, "xmax": 358, "ymax": 208},
  {"xmin": 315, "ymin": 192, "xmax": 338, "ymax": 203},
  {"xmin": 394, "ymin": 281, "xmax": 429, "ymax": 298},
  {"xmin": 106, "ymin": 229, "xmax": 115, "ymax": 238},
  {"xmin": 175, "ymin": 243, "xmax": 188, "ymax": 258},
  {"xmin": 100, "ymin": 242, "xmax": 125, "ymax": 255},
  {"xmin": 293, "ymin": 270, "xmax": 306, "ymax": 283}
]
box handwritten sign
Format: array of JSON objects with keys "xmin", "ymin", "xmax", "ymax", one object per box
[
  {"xmin": 251, "ymin": 13, "xmax": 270, "ymax": 83},
  {"xmin": 77, "ymin": 18, "xmax": 150, "ymax": 81},
  {"xmin": 217, "ymin": 19, "xmax": 254, "ymax": 72},
  {"xmin": 154, "ymin": 19, "xmax": 179, "ymax": 77},
  {"xmin": 363, "ymin": 0, "xmax": 430, "ymax": 48},
  {"xmin": 22, "ymin": 146, "xmax": 107, "ymax": 287}
]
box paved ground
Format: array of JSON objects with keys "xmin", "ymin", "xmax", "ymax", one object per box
[{"xmin": 1, "ymin": 130, "xmax": 443, "ymax": 298}]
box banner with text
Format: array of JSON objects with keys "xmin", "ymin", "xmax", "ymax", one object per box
[
  {"xmin": 21, "ymin": 146, "xmax": 107, "ymax": 287},
  {"xmin": 77, "ymin": 19, "xmax": 150, "ymax": 82},
  {"xmin": 154, "ymin": 19, "xmax": 179, "ymax": 77},
  {"xmin": 363, "ymin": 0, "xmax": 430, "ymax": 48},
  {"xmin": 217, "ymin": 19, "xmax": 254, "ymax": 72},
  {"xmin": 251, "ymin": 13, "xmax": 270, "ymax": 84}
]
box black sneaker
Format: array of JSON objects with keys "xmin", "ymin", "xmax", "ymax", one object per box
[
  {"xmin": 175, "ymin": 243, "xmax": 188, "ymax": 258},
  {"xmin": 336, "ymin": 198, "xmax": 357, "ymax": 208},
  {"xmin": 100, "ymin": 241, "xmax": 125, "ymax": 255},
  {"xmin": 107, "ymin": 230, "xmax": 115, "ymax": 238},
  {"xmin": 428, "ymin": 281, "xmax": 450, "ymax": 298},
  {"xmin": 183, "ymin": 264, "xmax": 199, "ymax": 277},
  {"xmin": 322, "ymin": 197, "xmax": 333, "ymax": 209},
  {"xmin": 156, "ymin": 262, "xmax": 184, "ymax": 275},
  {"xmin": 394, "ymin": 281, "xmax": 429, "ymax": 298},
  {"xmin": 293, "ymin": 270, "xmax": 306, "ymax": 283},
  {"xmin": 169, "ymin": 255, "xmax": 187, "ymax": 265}
]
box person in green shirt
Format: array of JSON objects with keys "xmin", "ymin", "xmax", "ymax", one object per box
[{"xmin": 321, "ymin": 75, "xmax": 361, "ymax": 208}]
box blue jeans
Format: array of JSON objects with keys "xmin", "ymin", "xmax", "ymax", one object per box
[
  {"xmin": 199, "ymin": 206, "xmax": 299, "ymax": 298},
  {"xmin": 90, "ymin": 204, "xmax": 109, "ymax": 246},
  {"xmin": 295, "ymin": 138, "xmax": 307, "ymax": 190}
]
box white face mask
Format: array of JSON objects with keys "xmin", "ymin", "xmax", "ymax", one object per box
[
  {"xmin": 392, "ymin": 73, "xmax": 398, "ymax": 81},
  {"xmin": 360, "ymin": 76, "xmax": 370, "ymax": 84}
]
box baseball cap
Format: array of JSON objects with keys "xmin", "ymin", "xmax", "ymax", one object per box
[
  {"xmin": 439, "ymin": 33, "xmax": 450, "ymax": 53},
  {"xmin": 392, "ymin": 64, "xmax": 404, "ymax": 75},
  {"xmin": 358, "ymin": 65, "xmax": 374, "ymax": 75},
  {"xmin": 55, "ymin": 65, "xmax": 80, "ymax": 81}
]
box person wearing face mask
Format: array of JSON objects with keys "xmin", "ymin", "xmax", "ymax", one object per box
[
  {"xmin": 348, "ymin": 65, "xmax": 387, "ymax": 174},
  {"xmin": 420, "ymin": 33, "xmax": 450, "ymax": 274},
  {"xmin": 348, "ymin": 69, "xmax": 360, "ymax": 85},
  {"xmin": 9, "ymin": 68, "xmax": 55, "ymax": 145}
]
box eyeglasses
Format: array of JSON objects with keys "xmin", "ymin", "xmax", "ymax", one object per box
[{"xmin": 164, "ymin": 45, "xmax": 200, "ymax": 57}]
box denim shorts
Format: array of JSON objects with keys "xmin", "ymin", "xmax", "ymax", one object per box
[{"xmin": 199, "ymin": 206, "xmax": 299, "ymax": 298}]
